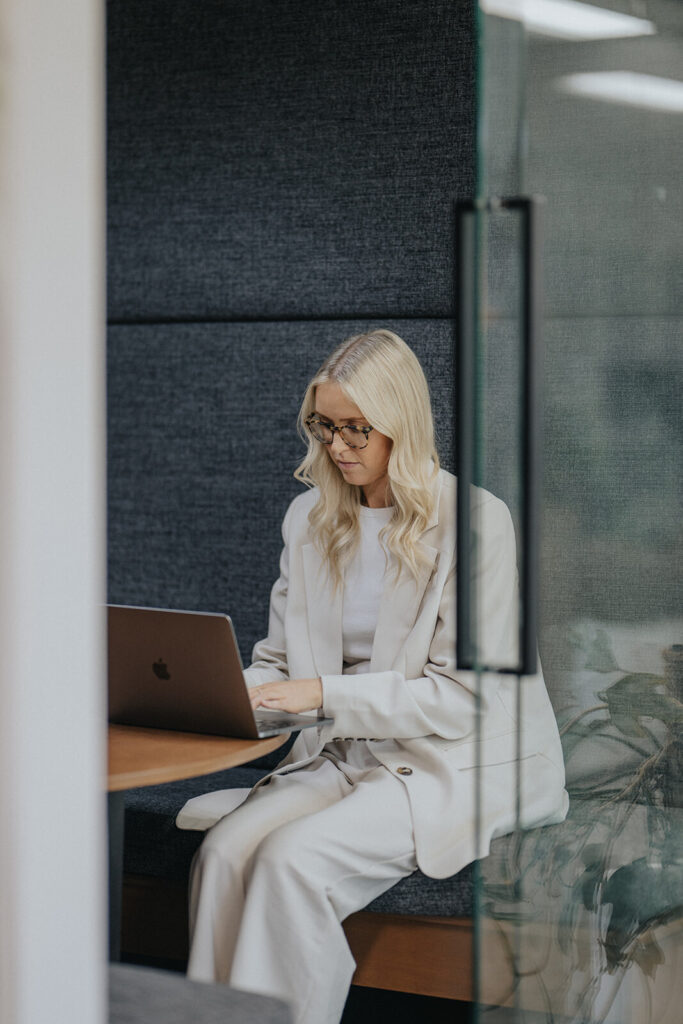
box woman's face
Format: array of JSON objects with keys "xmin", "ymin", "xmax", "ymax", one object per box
[{"xmin": 314, "ymin": 382, "xmax": 393, "ymax": 508}]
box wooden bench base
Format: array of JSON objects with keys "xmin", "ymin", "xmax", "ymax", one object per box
[
  {"xmin": 121, "ymin": 874, "xmax": 474, "ymax": 1001},
  {"xmin": 120, "ymin": 875, "xmax": 683, "ymax": 1022}
]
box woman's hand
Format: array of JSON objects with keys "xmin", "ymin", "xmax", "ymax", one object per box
[{"xmin": 249, "ymin": 677, "xmax": 323, "ymax": 714}]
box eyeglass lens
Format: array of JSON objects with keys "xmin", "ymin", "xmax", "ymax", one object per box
[{"xmin": 308, "ymin": 420, "xmax": 368, "ymax": 448}]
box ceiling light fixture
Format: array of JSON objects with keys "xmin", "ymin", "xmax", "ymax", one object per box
[
  {"xmin": 481, "ymin": 0, "xmax": 656, "ymax": 41},
  {"xmin": 557, "ymin": 71, "xmax": 683, "ymax": 111}
]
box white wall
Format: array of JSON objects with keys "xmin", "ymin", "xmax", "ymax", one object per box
[{"xmin": 0, "ymin": 1, "xmax": 106, "ymax": 1022}]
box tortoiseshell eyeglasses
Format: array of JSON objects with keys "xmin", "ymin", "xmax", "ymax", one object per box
[{"xmin": 305, "ymin": 414, "xmax": 374, "ymax": 450}]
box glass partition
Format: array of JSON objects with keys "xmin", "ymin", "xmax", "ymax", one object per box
[{"xmin": 470, "ymin": 2, "xmax": 683, "ymax": 1021}]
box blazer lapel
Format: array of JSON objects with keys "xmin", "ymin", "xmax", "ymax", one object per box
[
  {"xmin": 369, "ymin": 469, "xmax": 444, "ymax": 671},
  {"xmin": 304, "ymin": 468, "xmax": 444, "ymax": 676},
  {"xmin": 369, "ymin": 541, "xmax": 439, "ymax": 672},
  {"xmin": 302, "ymin": 543, "xmax": 344, "ymax": 675}
]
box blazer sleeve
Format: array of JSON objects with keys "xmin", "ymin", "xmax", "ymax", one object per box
[
  {"xmin": 242, "ymin": 501, "xmax": 295, "ymax": 688},
  {"xmin": 319, "ymin": 495, "xmax": 519, "ymax": 741}
]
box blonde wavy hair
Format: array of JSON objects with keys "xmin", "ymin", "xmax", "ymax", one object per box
[{"xmin": 294, "ymin": 329, "xmax": 440, "ymax": 586}]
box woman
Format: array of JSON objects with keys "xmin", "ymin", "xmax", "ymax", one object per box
[{"xmin": 182, "ymin": 329, "xmax": 567, "ymax": 1023}]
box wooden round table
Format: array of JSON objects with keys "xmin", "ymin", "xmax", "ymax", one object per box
[
  {"xmin": 108, "ymin": 723, "xmax": 289, "ymax": 791},
  {"xmin": 108, "ymin": 724, "xmax": 289, "ymax": 959}
]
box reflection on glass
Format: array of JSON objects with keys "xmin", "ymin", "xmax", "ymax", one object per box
[
  {"xmin": 474, "ymin": 0, "xmax": 682, "ymax": 1021},
  {"xmin": 481, "ymin": 0, "xmax": 656, "ymax": 41},
  {"xmin": 479, "ymin": 627, "xmax": 682, "ymax": 1021},
  {"xmin": 556, "ymin": 71, "xmax": 683, "ymax": 112}
]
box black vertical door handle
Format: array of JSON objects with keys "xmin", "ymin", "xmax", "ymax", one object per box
[{"xmin": 455, "ymin": 197, "xmax": 543, "ymax": 676}]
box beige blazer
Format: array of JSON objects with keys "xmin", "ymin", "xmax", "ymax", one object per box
[{"xmin": 244, "ymin": 468, "xmax": 568, "ymax": 878}]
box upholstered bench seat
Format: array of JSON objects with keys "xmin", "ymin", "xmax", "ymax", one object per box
[{"xmin": 123, "ymin": 761, "xmax": 474, "ymax": 918}]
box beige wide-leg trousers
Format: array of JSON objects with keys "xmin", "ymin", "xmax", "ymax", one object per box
[{"xmin": 187, "ymin": 749, "xmax": 417, "ymax": 1024}]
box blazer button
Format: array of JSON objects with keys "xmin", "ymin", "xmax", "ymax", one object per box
[{"xmin": 396, "ymin": 766, "xmax": 413, "ymax": 776}]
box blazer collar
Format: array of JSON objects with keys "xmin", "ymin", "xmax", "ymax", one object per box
[{"xmin": 303, "ymin": 469, "xmax": 444, "ymax": 675}]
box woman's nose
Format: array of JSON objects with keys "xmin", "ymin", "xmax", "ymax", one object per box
[{"xmin": 330, "ymin": 431, "xmax": 350, "ymax": 455}]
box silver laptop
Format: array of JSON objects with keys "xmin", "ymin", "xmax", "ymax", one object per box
[{"xmin": 107, "ymin": 605, "xmax": 333, "ymax": 739}]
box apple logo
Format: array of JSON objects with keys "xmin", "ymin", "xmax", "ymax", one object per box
[{"xmin": 152, "ymin": 658, "xmax": 171, "ymax": 681}]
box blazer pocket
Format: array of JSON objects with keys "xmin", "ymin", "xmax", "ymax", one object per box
[
  {"xmin": 456, "ymin": 750, "xmax": 537, "ymax": 771},
  {"xmin": 443, "ymin": 736, "xmax": 535, "ymax": 770}
]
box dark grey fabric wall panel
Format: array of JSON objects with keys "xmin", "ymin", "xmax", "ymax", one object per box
[
  {"xmin": 107, "ymin": 320, "xmax": 454, "ymax": 662},
  {"xmin": 107, "ymin": 0, "xmax": 475, "ymax": 321}
]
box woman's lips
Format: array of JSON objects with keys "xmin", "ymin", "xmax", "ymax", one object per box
[{"xmin": 337, "ymin": 460, "xmax": 358, "ymax": 469}]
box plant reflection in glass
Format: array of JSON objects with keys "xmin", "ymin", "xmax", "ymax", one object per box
[{"xmin": 481, "ymin": 633, "xmax": 683, "ymax": 1023}]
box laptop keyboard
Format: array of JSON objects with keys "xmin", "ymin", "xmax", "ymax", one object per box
[{"xmin": 254, "ymin": 712, "xmax": 300, "ymax": 729}]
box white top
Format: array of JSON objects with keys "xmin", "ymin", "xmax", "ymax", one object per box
[{"xmin": 341, "ymin": 505, "xmax": 394, "ymax": 675}]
